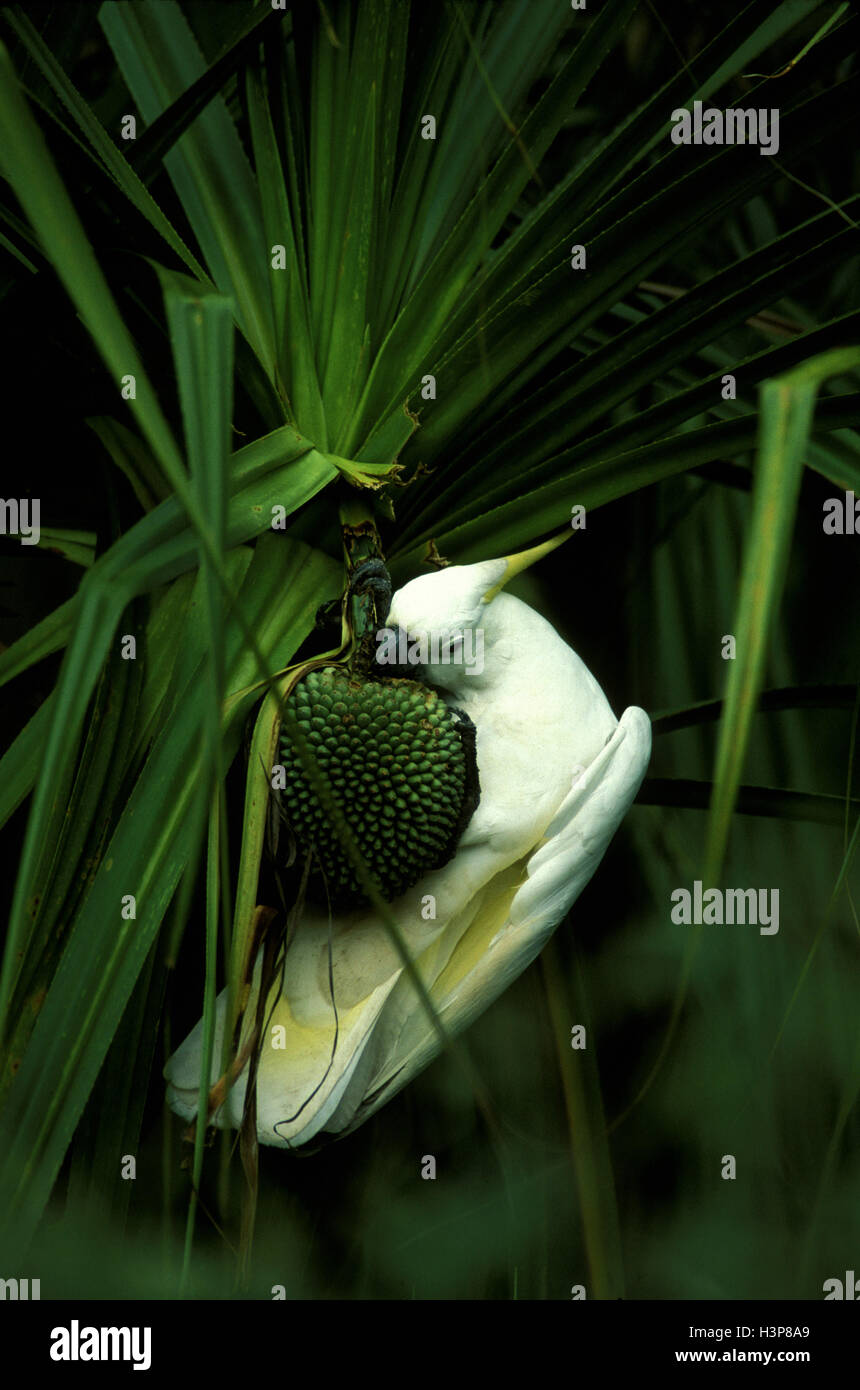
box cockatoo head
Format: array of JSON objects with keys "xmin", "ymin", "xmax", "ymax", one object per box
[
  {"xmin": 388, "ymin": 558, "xmax": 505, "ymax": 632},
  {"xmin": 383, "ymin": 558, "xmax": 503, "ymax": 691},
  {"xmin": 385, "ymin": 554, "xmax": 546, "ymax": 693}
]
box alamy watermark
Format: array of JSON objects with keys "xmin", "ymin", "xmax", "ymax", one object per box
[
  {"xmin": 50, "ymin": 1321, "xmax": 151, "ymax": 1371},
  {"xmin": 670, "ymin": 101, "xmax": 779, "ymax": 156},
  {"xmin": 0, "ymin": 498, "xmax": 40, "ymax": 545},
  {"xmin": 823, "ymin": 490, "xmax": 859, "ymax": 533},
  {"xmin": 823, "ymin": 1269, "xmax": 859, "ymax": 1299},
  {"xmin": 375, "ymin": 626, "xmax": 484, "ymax": 676},
  {"xmin": 0, "ymin": 1277, "xmax": 40, "ymax": 1299},
  {"xmin": 670, "ymin": 881, "xmax": 779, "ymax": 935}
]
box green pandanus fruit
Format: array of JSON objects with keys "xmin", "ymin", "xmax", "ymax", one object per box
[{"xmin": 276, "ymin": 560, "xmax": 480, "ymax": 908}]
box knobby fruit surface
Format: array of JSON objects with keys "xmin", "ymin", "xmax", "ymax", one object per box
[{"xmin": 279, "ymin": 666, "xmax": 471, "ymax": 906}]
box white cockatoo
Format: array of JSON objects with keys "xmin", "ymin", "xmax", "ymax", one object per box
[{"xmin": 165, "ymin": 548, "xmax": 651, "ymax": 1146}]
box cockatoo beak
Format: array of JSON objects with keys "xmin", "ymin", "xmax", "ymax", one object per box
[
  {"xmin": 480, "ymin": 530, "xmax": 571, "ymax": 603},
  {"xmin": 165, "ymin": 550, "xmax": 651, "ymax": 1148}
]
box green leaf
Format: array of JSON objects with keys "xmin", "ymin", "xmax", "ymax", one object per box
[
  {"xmin": 30, "ymin": 528, "xmax": 97, "ymax": 568},
  {"xmin": 349, "ymin": 0, "xmax": 640, "ymax": 456},
  {"xmin": 0, "ymin": 37, "xmax": 185, "ymax": 489},
  {"xmin": 65, "ymin": 948, "xmax": 164, "ymax": 1231},
  {"xmin": 0, "ymin": 424, "xmax": 337, "ymax": 1023},
  {"xmin": 321, "ymin": 83, "xmax": 376, "ymax": 448},
  {"xmin": 410, "ymin": 202, "xmax": 858, "ymax": 522},
  {"xmin": 2, "ymin": 6, "xmax": 211, "ymax": 286},
  {"xmin": 409, "ymin": 77, "xmax": 858, "ymax": 471},
  {"xmin": 100, "ymin": 0, "xmax": 277, "ymax": 380},
  {"xmin": 245, "ymin": 60, "xmax": 326, "ymax": 444},
  {"xmin": 638, "ymin": 777, "xmax": 860, "ymax": 826},
  {"xmin": 87, "ymin": 416, "xmax": 166, "ymax": 510},
  {"xmin": 0, "ymin": 598, "xmax": 76, "ymax": 691},
  {"xmin": 126, "ymin": 3, "xmax": 283, "ymax": 184},
  {"xmin": 0, "ymin": 425, "xmax": 338, "ymax": 693},
  {"xmin": 0, "ymin": 537, "xmax": 339, "ymax": 1257},
  {"xmin": 392, "ymin": 392, "xmax": 860, "ymax": 566},
  {"xmin": 158, "ymin": 265, "xmax": 233, "ymax": 1271},
  {"xmin": 0, "ymin": 634, "xmax": 144, "ymax": 1111},
  {"xmin": 651, "ymin": 684, "xmax": 858, "ymax": 736},
  {"xmin": 703, "ymin": 346, "xmax": 860, "ymax": 883},
  {"xmin": 0, "ymin": 696, "xmax": 54, "ymax": 832}
]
